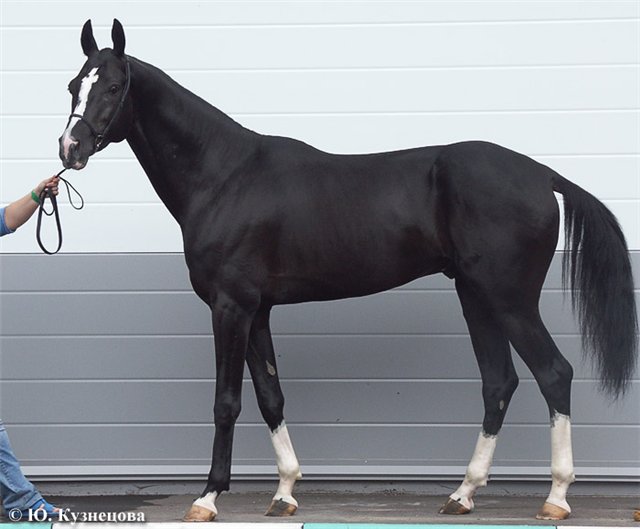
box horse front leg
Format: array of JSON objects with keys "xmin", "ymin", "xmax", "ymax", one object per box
[
  {"xmin": 246, "ymin": 307, "xmax": 302, "ymax": 516},
  {"xmin": 183, "ymin": 294, "xmax": 255, "ymax": 522}
]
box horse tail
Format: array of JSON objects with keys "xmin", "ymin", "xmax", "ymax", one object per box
[{"xmin": 552, "ymin": 174, "xmax": 638, "ymax": 398}]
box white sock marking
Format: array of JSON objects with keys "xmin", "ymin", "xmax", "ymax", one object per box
[
  {"xmin": 193, "ymin": 491, "xmax": 218, "ymax": 515},
  {"xmin": 270, "ymin": 422, "xmax": 301, "ymax": 505},
  {"xmin": 450, "ymin": 431, "xmax": 498, "ymax": 511},
  {"xmin": 62, "ymin": 67, "xmax": 99, "ymax": 158},
  {"xmin": 546, "ymin": 412, "xmax": 575, "ymax": 512}
]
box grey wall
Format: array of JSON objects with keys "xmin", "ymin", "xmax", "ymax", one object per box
[{"xmin": 0, "ymin": 253, "xmax": 638, "ymax": 481}]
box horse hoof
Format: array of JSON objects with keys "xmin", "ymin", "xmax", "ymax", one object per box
[
  {"xmin": 633, "ymin": 509, "xmax": 640, "ymax": 522},
  {"xmin": 265, "ymin": 499, "xmax": 298, "ymax": 517},
  {"xmin": 536, "ymin": 502, "xmax": 570, "ymax": 520},
  {"xmin": 183, "ymin": 504, "xmax": 216, "ymax": 522},
  {"xmin": 439, "ymin": 497, "xmax": 472, "ymax": 515}
]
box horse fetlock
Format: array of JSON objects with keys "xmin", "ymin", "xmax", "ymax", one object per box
[
  {"xmin": 465, "ymin": 464, "xmax": 489, "ymax": 488},
  {"xmin": 280, "ymin": 462, "xmax": 301, "ymax": 481},
  {"xmin": 275, "ymin": 474, "xmax": 299, "ymax": 503},
  {"xmin": 551, "ymin": 464, "xmax": 575, "ymax": 485}
]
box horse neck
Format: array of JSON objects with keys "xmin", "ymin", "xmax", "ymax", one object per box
[{"xmin": 125, "ymin": 57, "xmax": 259, "ymax": 224}]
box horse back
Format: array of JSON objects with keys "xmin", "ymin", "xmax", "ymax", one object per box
[{"xmin": 184, "ymin": 137, "xmax": 452, "ymax": 305}]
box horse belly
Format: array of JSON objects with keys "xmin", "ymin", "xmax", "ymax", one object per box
[{"xmin": 265, "ymin": 211, "xmax": 449, "ymax": 304}]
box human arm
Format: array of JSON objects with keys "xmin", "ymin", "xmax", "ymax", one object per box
[{"xmin": 3, "ymin": 176, "xmax": 60, "ymax": 232}]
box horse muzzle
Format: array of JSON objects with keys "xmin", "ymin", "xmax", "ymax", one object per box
[{"xmin": 59, "ymin": 135, "xmax": 89, "ymax": 170}]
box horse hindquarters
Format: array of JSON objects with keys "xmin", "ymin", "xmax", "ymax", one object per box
[{"xmin": 438, "ymin": 143, "xmax": 575, "ymax": 519}]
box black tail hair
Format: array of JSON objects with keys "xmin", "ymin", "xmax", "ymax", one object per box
[{"xmin": 554, "ymin": 174, "xmax": 638, "ymax": 397}]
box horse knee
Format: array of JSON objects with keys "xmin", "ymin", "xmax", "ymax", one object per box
[
  {"xmin": 214, "ymin": 397, "xmax": 242, "ymax": 427},
  {"xmin": 551, "ymin": 461, "xmax": 575, "ymax": 486}
]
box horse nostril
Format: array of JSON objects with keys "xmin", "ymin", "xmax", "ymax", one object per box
[{"xmin": 66, "ymin": 140, "xmax": 80, "ymax": 163}]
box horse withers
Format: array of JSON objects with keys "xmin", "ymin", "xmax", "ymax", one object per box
[{"xmin": 58, "ymin": 19, "xmax": 637, "ymax": 521}]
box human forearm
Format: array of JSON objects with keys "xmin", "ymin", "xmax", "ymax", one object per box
[{"xmin": 4, "ymin": 193, "xmax": 38, "ymax": 231}]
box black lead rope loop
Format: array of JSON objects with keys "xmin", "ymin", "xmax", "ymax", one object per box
[
  {"xmin": 36, "ymin": 168, "xmax": 84, "ymax": 255},
  {"xmin": 59, "ymin": 174, "xmax": 85, "ymax": 211}
]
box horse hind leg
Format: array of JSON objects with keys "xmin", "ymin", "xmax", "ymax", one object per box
[
  {"xmin": 498, "ymin": 306, "xmax": 575, "ymax": 520},
  {"xmin": 246, "ymin": 307, "xmax": 302, "ymax": 516},
  {"xmin": 440, "ymin": 278, "xmax": 519, "ymax": 515}
]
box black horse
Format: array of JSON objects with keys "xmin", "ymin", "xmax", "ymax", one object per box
[{"xmin": 58, "ymin": 20, "xmax": 637, "ymax": 521}]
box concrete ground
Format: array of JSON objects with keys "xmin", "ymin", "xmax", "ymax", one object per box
[{"xmin": 1, "ymin": 491, "xmax": 638, "ymax": 526}]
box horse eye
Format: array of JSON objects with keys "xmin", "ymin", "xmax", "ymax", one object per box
[{"xmin": 109, "ymin": 84, "xmax": 120, "ymax": 95}]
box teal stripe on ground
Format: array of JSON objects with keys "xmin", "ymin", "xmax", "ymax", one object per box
[{"xmin": 304, "ymin": 525, "xmax": 551, "ymax": 529}]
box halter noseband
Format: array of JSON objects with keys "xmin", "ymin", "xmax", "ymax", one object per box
[{"xmin": 65, "ymin": 56, "xmax": 131, "ymax": 151}]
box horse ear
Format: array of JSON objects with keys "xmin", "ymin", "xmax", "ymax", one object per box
[
  {"xmin": 81, "ymin": 19, "xmax": 98, "ymax": 57},
  {"xmin": 112, "ymin": 18, "xmax": 126, "ymax": 57}
]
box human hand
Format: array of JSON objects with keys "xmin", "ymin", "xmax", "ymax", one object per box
[{"xmin": 34, "ymin": 176, "xmax": 60, "ymax": 197}]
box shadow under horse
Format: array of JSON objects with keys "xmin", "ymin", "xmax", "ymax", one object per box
[{"xmin": 58, "ymin": 19, "xmax": 637, "ymax": 522}]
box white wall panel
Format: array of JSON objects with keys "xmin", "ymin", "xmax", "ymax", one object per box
[
  {"xmin": 1, "ymin": 1, "xmax": 639, "ymax": 252},
  {"xmin": 2, "ymin": 21, "xmax": 638, "ymax": 71},
  {"xmin": 3, "ymin": 1, "xmax": 638, "ymax": 27},
  {"xmin": 3, "ymin": 67, "xmax": 639, "ymax": 116}
]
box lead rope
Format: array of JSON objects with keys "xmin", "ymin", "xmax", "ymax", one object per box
[{"xmin": 36, "ymin": 168, "xmax": 84, "ymax": 255}]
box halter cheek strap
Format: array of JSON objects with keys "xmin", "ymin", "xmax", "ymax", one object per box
[
  {"xmin": 65, "ymin": 56, "xmax": 131, "ymax": 151},
  {"xmin": 67, "ymin": 112, "xmax": 103, "ymax": 147}
]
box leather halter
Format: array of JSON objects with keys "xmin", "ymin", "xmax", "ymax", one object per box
[{"xmin": 65, "ymin": 56, "xmax": 131, "ymax": 151}]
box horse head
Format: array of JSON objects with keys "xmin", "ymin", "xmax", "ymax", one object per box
[{"xmin": 59, "ymin": 19, "xmax": 132, "ymax": 170}]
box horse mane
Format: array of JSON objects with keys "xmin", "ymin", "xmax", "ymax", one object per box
[{"xmin": 128, "ymin": 55, "xmax": 253, "ymax": 136}]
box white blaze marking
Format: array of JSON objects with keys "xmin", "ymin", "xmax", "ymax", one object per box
[
  {"xmin": 193, "ymin": 491, "xmax": 217, "ymax": 515},
  {"xmin": 62, "ymin": 67, "xmax": 99, "ymax": 159},
  {"xmin": 449, "ymin": 431, "xmax": 498, "ymax": 511},
  {"xmin": 546, "ymin": 412, "xmax": 575, "ymax": 512},
  {"xmin": 270, "ymin": 422, "xmax": 301, "ymax": 505}
]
